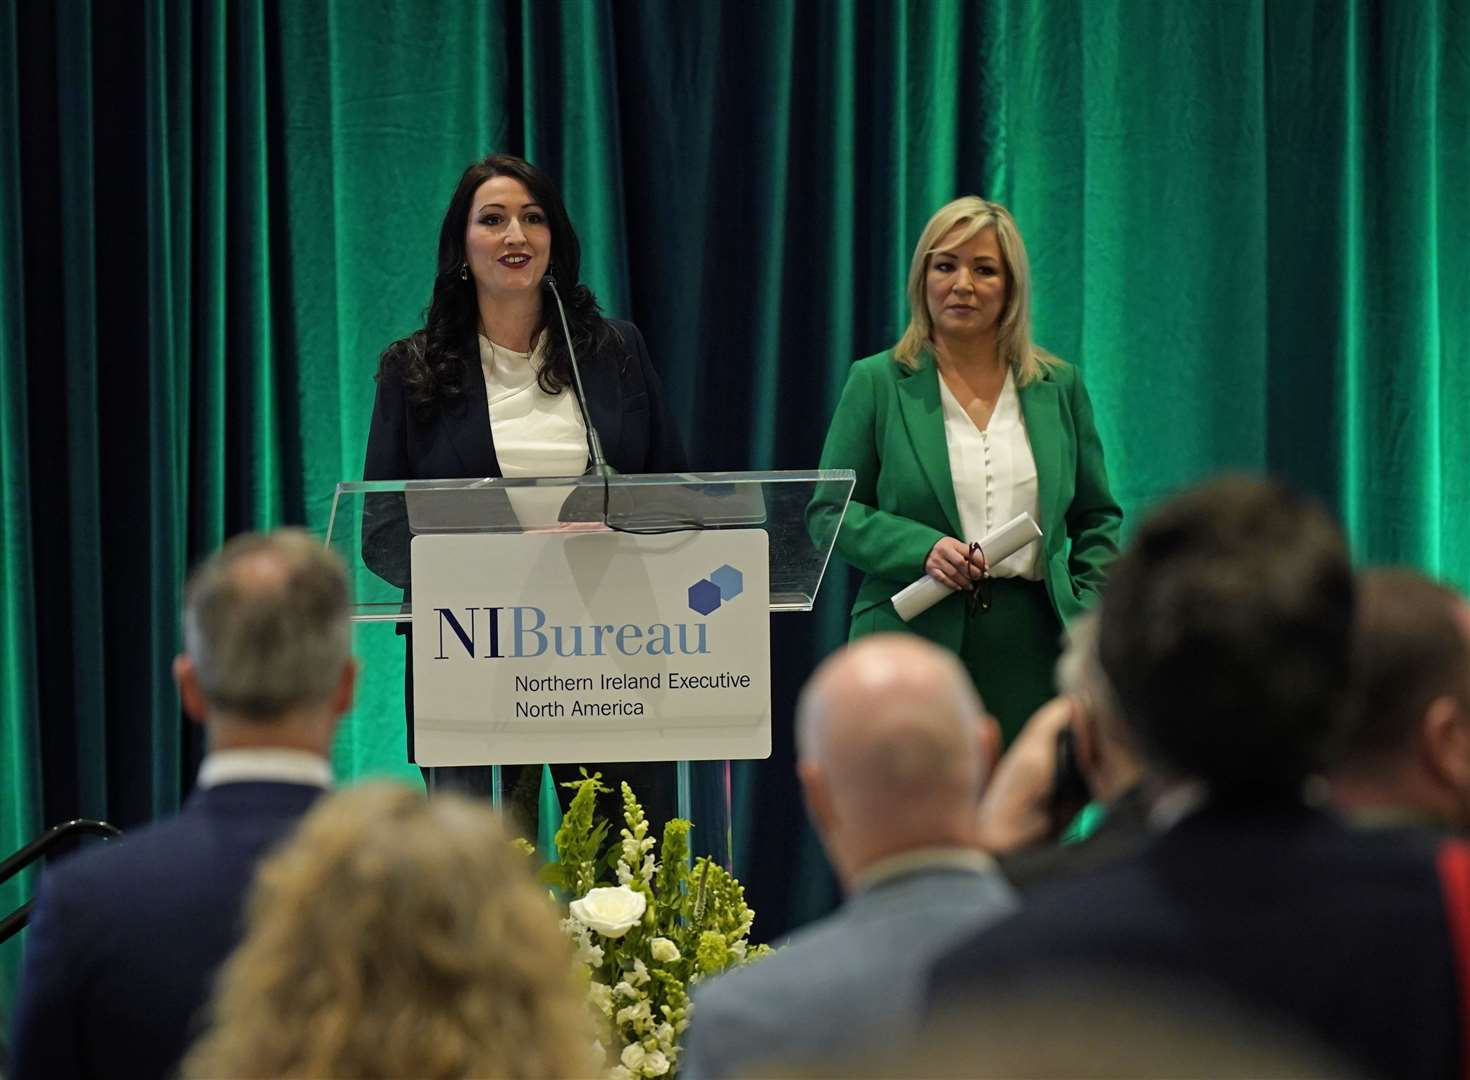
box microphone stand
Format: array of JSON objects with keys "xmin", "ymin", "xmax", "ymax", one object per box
[{"xmin": 542, "ymin": 274, "xmax": 614, "ymax": 526}]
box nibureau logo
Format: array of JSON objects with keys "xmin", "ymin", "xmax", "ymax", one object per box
[
  {"xmin": 687, "ymin": 564, "xmax": 744, "ymax": 616},
  {"xmin": 431, "ymin": 603, "xmax": 713, "ymax": 661}
]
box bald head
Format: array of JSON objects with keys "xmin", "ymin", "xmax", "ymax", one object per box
[{"xmin": 797, "ymin": 635, "xmax": 995, "ymax": 884}]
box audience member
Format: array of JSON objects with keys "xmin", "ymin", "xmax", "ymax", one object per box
[
  {"xmin": 8, "ymin": 530, "xmax": 356, "ymax": 1080},
  {"xmin": 1328, "ymin": 568, "xmax": 1470, "ymax": 833},
  {"xmin": 978, "ymin": 611, "xmax": 1149, "ymax": 889},
  {"xmin": 181, "ymin": 783, "xmax": 594, "ymax": 1079},
  {"xmin": 680, "ymin": 634, "xmax": 1018, "ymax": 1080},
  {"xmin": 929, "ymin": 476, "xmax": 1462, "ymax": 1080}
]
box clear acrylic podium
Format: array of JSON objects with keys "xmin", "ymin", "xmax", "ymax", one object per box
[{"xmin": 325, "ymin": 469, "xmax": 854, "ymax": 869}]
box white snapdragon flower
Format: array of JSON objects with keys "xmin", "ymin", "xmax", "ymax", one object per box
[
  {"xmin": 588, "ymin": 981, "xmax": 614, "ymax": 1017},
  {"xmin": 617, "ymin": 999, "xmax": 653, "ymax": 1027},
  {"xmin": 569, "ymin": 886, "xmax": 646, "ymax": 939},
  {"xmin": 642, "ymin": 1050, "xmax": 671, "ymax": 1076},
  {"xmin": 621, "ymin": 1044, "xmax": 647, "ymax": 1072},
  {"xmin": 608, "ymin": 1068, "xmax": 634, "ymax": 1080},
  {"xmin": 649, "ymin": 937, "xmax": 681, "ymax": 963},
  {"xmin": 632, "ymin": 957, "xmax": 651, "ymax": 985},
  {"xmin": 613, "ymin": 980, "xmax": 637, "ymax": 999}
]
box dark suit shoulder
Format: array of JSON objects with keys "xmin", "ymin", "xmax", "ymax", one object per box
[
  {"xmin": 40, "ymin": 783, "xmax": 319, "ymax": 896},
  {"xmin": 930, "ymin": 808, "xmax": 1459, "ymax": 1080}
]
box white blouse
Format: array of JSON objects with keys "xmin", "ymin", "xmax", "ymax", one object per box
[
  {"xmin": 938, "ymin": 367, "xmax": 1043, "ymax": 580},
  {"xmin": 480, "ymin": 335, "xmax": 588, "ymax": 525},
  {"xmin": 480, "ymin": 334, "xmax": 589, "ymax": 475}
]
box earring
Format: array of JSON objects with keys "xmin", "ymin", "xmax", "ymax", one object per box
[{"xmin": 459, "ymin": 263, "xmax": 469, "ymax": 281}]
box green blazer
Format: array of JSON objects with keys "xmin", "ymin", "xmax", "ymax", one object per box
[{"xmin": 813, "ymin": 349, "xmax": 1122, "ymax": 654}]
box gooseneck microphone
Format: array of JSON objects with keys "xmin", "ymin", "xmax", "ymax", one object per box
[{"xmin": 542, "ymin": 273, "xmax": 612, "ymax": 478}]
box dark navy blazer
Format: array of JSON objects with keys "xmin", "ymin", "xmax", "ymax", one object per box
[
  {"xmin": 928, "ymin": 803, "xmax": 1461, "ymax": 1080},
  {"xmin": 8, "ymin": 782, "xmax": 323, "ymax": 1080},
  {"xmin": 362, "ymin": 318, "xmax": 687, "ymax": 486}
]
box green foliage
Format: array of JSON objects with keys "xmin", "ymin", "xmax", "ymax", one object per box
[
  {"xmin": 540, "ymin": 771, "xmax": 611, "ymax": 897},
  {"xmin": 553, "ymin": 778, "xmax": 767, "ymax": 1078}
]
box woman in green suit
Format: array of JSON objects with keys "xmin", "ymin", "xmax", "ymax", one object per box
[{"xmin": 816, "ymin": 197, "xmax": 1122, "ymax": 740}]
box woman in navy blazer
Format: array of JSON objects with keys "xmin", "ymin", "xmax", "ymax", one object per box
[{"xmin": 362, "ymin": 154, "xmax": 686, "ymax": 828}]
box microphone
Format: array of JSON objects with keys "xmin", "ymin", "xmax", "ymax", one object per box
[{"xmin": 542, "ymin": 273, "xmax": 612, "ymax": 477}]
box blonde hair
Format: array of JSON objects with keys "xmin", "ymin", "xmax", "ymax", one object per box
[
  {"xmin": 181, "ymin": 783, "xmax": 596, "ymax": 1080},
  {"xmin": 894, "ymin": 196, "xmax": 1058, "ymax": 385}
]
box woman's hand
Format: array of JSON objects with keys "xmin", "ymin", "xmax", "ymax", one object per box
[{"xmin": 925, "ymin": 537, "xmax": 987, "ymax": 591}]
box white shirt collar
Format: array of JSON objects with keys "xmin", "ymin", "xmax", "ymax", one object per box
[
  {"xmin": 854, "ymin": 846, "xmax": 999, "ymax": 893},
  {"xmin": 1148, "ymin": 781, "xmax": 1209, "ymax": 831},
  {"xmin": 196, "ymin": 748, "xmax": 333, "ymax": 790}
]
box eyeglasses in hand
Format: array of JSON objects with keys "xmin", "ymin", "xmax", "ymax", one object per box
[{"xmin": 964, "ymin": 541, "xmax": 991, "ymax": 617}]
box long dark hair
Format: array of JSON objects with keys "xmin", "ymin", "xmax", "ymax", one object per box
[{"xmin": 376, "ymin": 154, "xmax": 616, "ymax": 416}]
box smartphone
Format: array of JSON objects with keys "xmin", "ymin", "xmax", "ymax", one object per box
[{"xmin": 1049, "ymin": 726, "xmax": 1093, "ymax": 822}]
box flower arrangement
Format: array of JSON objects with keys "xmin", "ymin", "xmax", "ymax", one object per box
[{"xmin": 543, "ymin": 774, "xmax": 769, "ymax": 1079}]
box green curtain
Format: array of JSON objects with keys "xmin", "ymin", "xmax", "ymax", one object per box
[{"xmin": 2, "ymin": 0, "xmax": 1467, "ymax": 1015}]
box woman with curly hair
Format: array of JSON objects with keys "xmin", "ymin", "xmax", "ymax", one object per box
[
  {"xmin": 362, "ymin": 153, "xmax": 686, "ymax": 825},
  {"xmin": 180, "ymin": 783, "xmax": 596, "ymax": 1079}
]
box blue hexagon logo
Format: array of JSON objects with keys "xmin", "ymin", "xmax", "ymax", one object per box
[
  {"xmin": 709, "ymin": 564, "xmax": 744, "ymax": 602},
  {"xmin": 688, "ymin": 578, "xmax": 722, "ymax": 616}
]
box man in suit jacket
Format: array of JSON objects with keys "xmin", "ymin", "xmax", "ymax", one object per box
[
  {"xmin": 8, "ymin": 530, "xmax": 358, "ymax": 1080},
  {"xmin": 928, "ymin": 478, "xmax": 1462, "ymax": 1080},
  {"xmin": 679, "ymin": 634, "xmax": 1019, "ymax": 1080}
]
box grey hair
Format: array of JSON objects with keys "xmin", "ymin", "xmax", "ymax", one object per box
[{"xmin": 182, "ymin": 529, "xmax": 351, "ymax": 720}]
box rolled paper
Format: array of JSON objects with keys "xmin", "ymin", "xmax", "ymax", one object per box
[{"xmin": 890, "ymin": 513, "xmax": 1043, "ymax": 623}]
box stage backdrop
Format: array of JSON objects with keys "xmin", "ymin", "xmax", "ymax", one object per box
[{"xmin": 2, "ymin": 0, "xmax": 1466, "ymax": 1008}]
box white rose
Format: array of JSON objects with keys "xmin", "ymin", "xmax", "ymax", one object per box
[
  {"xmin": 621, "ymin": 1043, "xmax": 647, "ymax": 1071},
  {"xmin": 643, "ymin": 1050, "xmax": 671, "ymax": 1076},
  {"xmin": 649, "ymin": 937, "xmax": 681, "ymax": 963},
  {"xmin": 570, "ymin": 886, "xmax": 647, "ymax": 939}
]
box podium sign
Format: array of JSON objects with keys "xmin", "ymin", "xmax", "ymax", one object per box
[{"xmin": 410, "ymin": 529, "xmax": 771, "ymax": 766}]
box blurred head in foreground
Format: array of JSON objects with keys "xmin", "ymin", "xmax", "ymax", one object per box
[
  {"xmin": 797, "ymin": 633, "xmax": 999, "ymax": 889},
  {"xmin": 1097, "ymin": 475, "xmax": 1354, "ymax": 798},
  {"xmin": 176, "ymin": 527, "xmax": 356, "ymax": 753},
  {"xmin": 1329, "ymin": 568, "xmax": 1470, "ymax": 830},
  {"xmin": 181, "ymin": 783, "xmax": 594, "ymax": 1079}
]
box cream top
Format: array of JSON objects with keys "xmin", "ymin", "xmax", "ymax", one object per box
[
  {"xmin": 939, "ymin": 367, "xmax": 1043, "ymax": 580},
  {"xmin": 480, "ymin": 334, "xmax": 589, "ymax": 478},
  {"xmin": 480, "ymin": 335, "xmax": 589, "ymax": 527}
]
